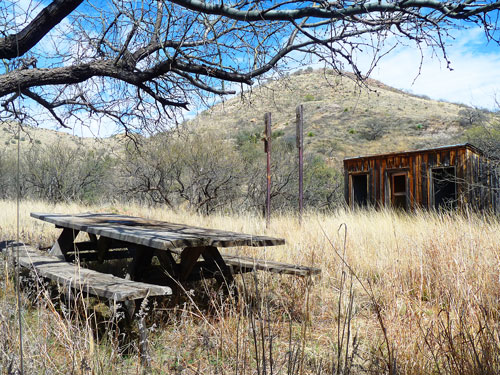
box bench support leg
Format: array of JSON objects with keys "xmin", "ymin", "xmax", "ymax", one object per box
[
  {"xmin": 156, "ymin": 250, "xmax": 179, "ymax": 280},
  {"xmin": 96, "ymin": 236, "xmax": 112, "ymax": 263},
  {"xmin": 118, "ymin": 298, "xmax": 151, "ymax": 374},
  {"xmin": 138, "ymin": 311, "xmax": 151, "ymax": 373},
  {"xmin": 50, "ymin": 228, "xmax": 79, "ymax": 260},
  {"xmin": 126, "ymin": 245, "xmax": 155, "ymax": 282},
  {"xmin": 201, "ymin": 246, "xmax": 235, "ymax": 286},
  {"xmin": 179, "ymin": 246, "xmax": 205, "ymax": 281}
]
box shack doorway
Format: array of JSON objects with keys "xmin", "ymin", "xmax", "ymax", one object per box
[
  {"xmin": 432, "ymin": 167, "xmax": 457, "ymax": 209},
  {"xmin": 351, "ymin": 174, "xmax": 368, "ymax": 207},
  {"xmin": 391, "ymin": 173, "xmax": 407, "ymax": 210}
]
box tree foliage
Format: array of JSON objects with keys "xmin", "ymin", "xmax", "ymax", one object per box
[
  {"xmin": 1, "ymin": 0, "xmax": 500, "ymax": 133},
  {"xmin": 123, "ymin": 131, "xmax": 243, "ymax": 213},
  {"xmin": 466, "ymin": 121, "xmax": 500, "ymax": 160},
  {"xmin": 0, "ymin": 141, "xmax": 113, "ymax": 203}
]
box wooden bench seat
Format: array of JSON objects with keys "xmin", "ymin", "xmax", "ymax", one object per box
[
  {"xmin": 166, "ymin": 248, "xmax": 320, "ymax": 277},
  {"xmin": 221, "ymin": 253, "xmax": 321, "ymax": 276},
  {"xmin": 64, "ymin": 243, "xmax": 321, "ymax": 277},
  {"xmin": 14, "ymin": 245, "xmax": 172, "ymax": 301}
]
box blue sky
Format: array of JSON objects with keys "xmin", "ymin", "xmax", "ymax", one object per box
[
  {"xmin": 359, "ymin": 27, "xmax": 500, "ymax": 111},
  {"xmin": 7, "ymin": 0, "xmax": 500, "ymax": 137},
  {"xmin": 78, "ymin": 24, "xmax": 500, "ymax": 138}
]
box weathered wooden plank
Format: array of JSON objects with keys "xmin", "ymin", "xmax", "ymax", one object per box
[
  {"xmin": 222, "ymin": 253, "xmax": 321, "ymax": 276},
  {"xmin": 50, "ymin": 227, "xmax": 79, "ymax": 259},
  {"xmin": 344, "ymin": 168, "xmax": 349, "ymax": 206},
  {"xmin": 165, "ymin": 247, "xmax": 320, "ymax": 277},
  {"xmin": 179, "ymin": 246, "xmax": 205, "ymax": 281},
  {"xmin": 31, "ymin": 213, "xmax": 286, "ymax": 250},
  {"xmin": 16, "ymin": 246, "xmax": 172, "ymax": 301},
  {"xmin": 65, "ymin": 249, "xmax": 132, "ymax": 262}
]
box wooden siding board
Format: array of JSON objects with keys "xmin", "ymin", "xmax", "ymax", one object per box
[
  {"xmin": 428, "ymin": 152, "xmax": 436, "ymax": 167},
  {"xmin": 450, "ymin": 150, "xmax": 456, "ymax": 166},
  {"xmin": 414, "ymin": 154, "xmax": 420, "ymax": 205},
  {"xmin": 411, "ymin": 156, "xmax": 416, "ymax": 208},
  {"xmin": 344, "ymin": 169, "xmax": 349, "ymax": 206},
  {"xmin": 456, "ymin": 148, "xmax": 466, "ymax": 206},
  {"xmin": 423, "ymin": 153, "xmax": 429, "ymax": 208},
  {"xmin": 344, "ymin": 145, "xmax": 495, "ymax": 211},
  {"xmin": 473, "ymin": 154, "xmax": 481, "ymax": 209}
]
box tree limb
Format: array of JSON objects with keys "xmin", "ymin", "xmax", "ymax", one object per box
[
  {"xmin": 169, "ymin": 0, "xmax": 500, "ymax": 21},
  {"xmin": 0, "ymin": 0, "xmax": 84, "ymax": 59}
]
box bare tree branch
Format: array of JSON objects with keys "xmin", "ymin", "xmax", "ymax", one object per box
[
  {"xmin": 0, "ymin": 0, "xmax": 499, "ymax": 133},
  {"xmin": 0, "ymin": 0, "xmax": 84, "ymax": 59}
]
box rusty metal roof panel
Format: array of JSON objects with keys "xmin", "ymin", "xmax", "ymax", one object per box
[{"xmin": 343, "ymin": 143, "xmax": 484, "ymax": 162}]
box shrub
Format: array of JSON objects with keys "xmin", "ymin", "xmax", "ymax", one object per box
[
  {"xmin": 359, "ymin": 119, "xmax": 387, "ymax": 140},
  {"xmin": 458, "ymin": 108, "xmax": 487, "ymax": 127}
]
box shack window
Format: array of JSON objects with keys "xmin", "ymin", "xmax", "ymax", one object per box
[
  {"xmin": 432, "ymin": 167, "xmax": 456, "ymax": 209},
  {"xmin": 351, "ymin": 174, "xmax": 368, "ymax": 207},
  {"xmin": 391, "ymin": 173, "xmax": 407, "ymax": 210}
]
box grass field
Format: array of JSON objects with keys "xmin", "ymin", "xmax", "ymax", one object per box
[{"xmin": 1, "ymin": 200, "xmax": 500, "ymax": 374}]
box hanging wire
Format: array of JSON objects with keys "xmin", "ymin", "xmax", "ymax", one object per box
[
  {"xmin": 16, "ymin": 113, "xmax": 24, "ymax": 375},
  {"xmin": 13, "ymin": 3, "xmax": 25, "ymax": 373}
]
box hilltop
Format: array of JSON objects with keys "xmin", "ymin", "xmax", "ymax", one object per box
[
  {"xmin": 1, "ymin": 69, "xmax": 496, "ymax": 166},
  {"xmin": 188, "ymin": 69, "xmax": 493, "ymax": 165},
  {"xmin": 0, "ymin": 123, "xmax": 122, "ymax": 153}
]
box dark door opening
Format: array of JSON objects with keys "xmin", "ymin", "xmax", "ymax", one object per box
[
  {"xmin": 391, "ymin": 173, "xmax": 407, "ymax": 210},
  {"xmin": 352, "ymin": 174, "xmax": 368, "ymax": 207},
  {"xmin": 432, "ymin": 167, "xmax": 456, "ymax": 209}
]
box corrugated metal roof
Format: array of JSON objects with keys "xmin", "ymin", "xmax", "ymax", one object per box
[{"xmin": 343, "ymin": 143, "xmax": 484, "ymax": 161}]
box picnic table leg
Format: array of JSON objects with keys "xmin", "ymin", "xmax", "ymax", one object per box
[
  {"xmin": 49, "ymin": 228, "xmax": 79, "ymax": 260},
  {"xmin": 179, "ymin": 246, "xmax": 205, "ymax": 281},
  {"xmin": 126, "ymin": 245, "xmax": 155, "ymax": 282},
  {"xmin": 125, "ymin": 244, "xmax": 155, "ymax": 374},
  {"xmin": 96, "ymin": 236, "xmax": 112, "ymax": 263},
  {"xmin": 178, "ymin": 246, "xmax": 236, "ymax": 297},
  {"xmin": 202, "ymin": 246, "xmax": 237, "ymax": 299},
  {"xmin": 156, "ymin": 250, "xmax": 179, "ymax": 283},
  {"xmin": 201, "ymin": 246, "xmax": 235, "ymax": 285}
]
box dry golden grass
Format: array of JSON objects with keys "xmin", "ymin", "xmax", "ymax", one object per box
[{"xmin": 1, "ymin": 200, "xmax": 500, "ymax": 374}]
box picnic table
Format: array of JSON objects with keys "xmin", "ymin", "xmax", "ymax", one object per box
[
  {"xmin": 24, "ymin": 212, "xmax": 319, "ymax": 305},
  {"xmin": 15, "ymin": 212, "xmax": 320, "ymax": 369}
]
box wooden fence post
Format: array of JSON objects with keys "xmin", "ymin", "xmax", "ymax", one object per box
[
  {"xmin": 264, "ymin": 112, "xmax": 272, "ymax": 228},
  {"xmin": 296, "ymin": 105, "xmax": 304, "ymax": 224}
]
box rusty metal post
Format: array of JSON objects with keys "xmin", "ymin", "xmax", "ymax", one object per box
[
  {"xmin": 296, "ymin": 105, "xmax": 304, "ymax": 224},
  {"xmin": 264, "ymin": 112, "xmax": 272, "ymax": 228}
]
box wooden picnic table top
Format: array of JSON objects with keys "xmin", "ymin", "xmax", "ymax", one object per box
[{"xmin": 31, "ymin": 212, "xmax": 286, "ymax": 251}]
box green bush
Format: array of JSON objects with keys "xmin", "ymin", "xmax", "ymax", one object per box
[{"xmin": 272, "ymin": 130, "xmax": 285, "ymax": 138}]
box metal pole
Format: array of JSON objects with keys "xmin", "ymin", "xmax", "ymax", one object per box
[
  {"xmin": 264, "ymin": 112, "xmax": 272, "ymax": 228},
  {"xmin": 16, "ymin": 123, "xmax": 24, "ymax": 375},
  {"xmin": 296, "ymin": 105, "xmax": 304, "ymax": 224}
]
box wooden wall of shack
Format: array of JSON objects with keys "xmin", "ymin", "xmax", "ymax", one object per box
[{"xmin": 344, "ymin": 145, "xmax": 500, "ymax": 212}]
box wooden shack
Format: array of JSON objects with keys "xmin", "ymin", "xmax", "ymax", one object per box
[{"xmin": 344, "ymin": 143, "xmax": 499, "ymax": 212}]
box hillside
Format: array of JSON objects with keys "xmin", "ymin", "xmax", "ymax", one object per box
[
  {"xmin": 1, "ymin": 69, "xmax": 496, "ymax": 165},
  {"xmin": 188, "ymin": 69, "xmax": 493, "ymax": 166},
  {"xmin": 0, "ymin": 123, "xmax": 121, "ymax": 153}
]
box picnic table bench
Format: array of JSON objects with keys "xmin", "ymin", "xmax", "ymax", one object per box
[
  {"xmin": 10, "ymin": 212, "xmax": 320, "ymax": 369},
  {"xmin": 25, "ymin": 212, "xmax": 320, "ymax": 305}
]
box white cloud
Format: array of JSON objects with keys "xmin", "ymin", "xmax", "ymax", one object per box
[{"xmin": 364, "ymin": 28, "xmax": 500, "ymax": 110}]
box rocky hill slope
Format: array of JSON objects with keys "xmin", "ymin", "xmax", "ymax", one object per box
[
  {"xmin": 2, "ymin": 69, "xmax": 495, "ymax": 166},
  {"xmin": 188, "ymin": 69, "xmax": 492, "ymax": 166}
]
